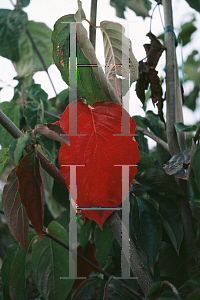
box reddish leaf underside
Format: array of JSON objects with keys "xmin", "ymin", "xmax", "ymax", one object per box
[
  {"xmin": 58, "ymin": 100, "xmax": 140, "ymax": 228},
  {"xmin": 16, "ymin": 149, "xmax": 44, "ymax": 239},
  {"xmin": 2, "ymin": 167, "xmax": 29, "ymax": 249}
]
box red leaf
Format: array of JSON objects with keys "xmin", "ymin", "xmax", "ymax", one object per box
[
  {"xmin": 16, "ymin": 149, "xmax": 44, "ymax": 239},
  {"xmin": 59, "ymin": 100, "xmax": 140, "ymax": 228},
  {"xmin": 2, "ymin": 167, "xmax": 29, "ymax": 249}
]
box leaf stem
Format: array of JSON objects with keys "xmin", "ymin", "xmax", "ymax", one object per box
[
  {"xmin": 136, "ymin": 126, "xmax": 169, "ymax": 152},
  {"xmin": 25, "ymin": 29, "xmax": 57, "ymax": 96},
  {"xmin": 89, "ymin": 0, "xmax": 98, "ymax": 49},
  {"xmin": 44, "ymin": 110, "xmax": 60, "ymax": 120}
]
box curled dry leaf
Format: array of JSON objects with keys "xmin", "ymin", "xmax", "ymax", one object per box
[
  {"xmin": 163, "ymin": 148, "xmax": 192, "ymax": 180},
  {"xmin": 144, "ymin": 32, "xmax": 165, "ymax": 69},
  {"xmin": 34, "ymin": 123, "xmax": 70, "ymax": 145},
  {"xmin": 136, "ymin": 32, "xmax": 165, "ymax": 121}
]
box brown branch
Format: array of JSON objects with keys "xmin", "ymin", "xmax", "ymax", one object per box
[
  {"xmin": 163, "ymin": 0, "xmax": 180, "ymax": 157},
  {"xmin": 89, "ymin": 0, "xmax": 98, "ymax": 49},
  {"xmin": 136, "ymin": 126, "xmax": 169, "ymax": 152}
]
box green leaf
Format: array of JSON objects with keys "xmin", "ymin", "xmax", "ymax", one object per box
[
  {"xmin": 24, "ymin": 101, "xmax": 44, "ymax": 129},
  {"xmin": 23, "ymin": 84, "xmax": 48, "ymax": 128},
  {"xmin": 100, "ymin": 21, "xmax": 138, "ymax": 100},
  {"xmin": 78, "ymin": 218, "xmax": 92, "ymax": 250},
  {"xmin": 13, "ymin": 21, "xmax": 52, "ymax": 77},
  {"xmin": 17, "ymin": 0, "xmax": 30, "ymax": 8},
  {"xmin": 192, "ymin": 146, "xmax": 200, "ymax": 191},
  {"xmin": 2, "ymin": 168, "xmax": 29, "ymax": 249},
  {"xmin": 0, "ymin": 9, "xmax": 28, "ymax": 62},
  {"xmin": 146, "ymin": 281, "xmax": 162, "ymax": 298},
  {"xmin": 158, "ymin": 242, "xmax": 186, "ymax": 280},
  {"xmin": 9, "ymin": 234, "xmax": 36, "ymax": 300},
  {"xmin": 144, "ymin": 110, "xmax": 163, "ymax": 138},
  {"xmin": 56, "ymin": 210, "xmax": 70, "ymax": 231},
  {"xmin": 24, "ymin": 84, "xmax": 48, "ymax": 105},
  {"xmin": 52, "ymin": 15, "xmax": 120, "ymax": 105},
  {"xmin": 157, "ymin": 291, "xmax": 180, "ymax": 300},
  {"xmin": 186, "ymin": 289, "xmax": 200, "ymax": 300},
  {"xmin": 72, "ymin": 276, "xmax": 134, "ymax": 299},
  {"xmin": 185, "ymin": 0, "xmax": 200, "ymax": 12},
  {"xmin": 2, "ymin": 234, "xmax": 36, "ymax": 300},
  {"xmin": 94, "ymin": 222, "xmax": 115, "ymax": 269},
  {"xmin": 178, "ymin": 17, "xmax": 197, "ymax": 46},
  {"xmin": 32, "ymin": 221, "xmax": 75, "ymax": 300},
  {"xmin": 9, "ymin": 134, "xmax": 31, "ymax": 166},
  {"xmin": 131, "ymin": 191, "xmax": 162, "ymax": 273},
  {"xmin": 154, "ymin": 194, "xmax": 183, "ymax": 253},
  {"xmin": 137, "ymin": 151, "xmax": 156, "ymax": 172},
  {"xmin": 0, "ymin": 101, "xmax": 20, "ymax": 148},
  {"xmin": 135, "ymin": 168, "xmax": 185, "ymax": 196},
  {"xmin": 0, "ymin": 148, "xmax": 9, "ymax": 174},
  {"xmin": 175, "ymin": 122, "xmax": 197, "ymax": 132},
  {"xmin": 1, "ymin": 242, "xmax": 18, "ymax": 300},
  {"xmin": 183, "ymin": 274, "xmax": 200, "ymax": 288}
]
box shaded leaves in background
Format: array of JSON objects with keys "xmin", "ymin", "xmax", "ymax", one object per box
[
  {"xmin": 110, "ymin": 0, "xmax": 151, "ymax": 19},
  {"xmin": 0, "ymin": 8, "xmax": 28, "ymax": 62},
  {"xmin": 14, "ymin": 21, "xmax": 53, "ymax": 77},
  {"xmin": 178, "ymin": 16, "xmax": 197, "ymax": 46},
  {"xmin": 72, "ymin": 276, "xmax": 134, "ymax": 300}
]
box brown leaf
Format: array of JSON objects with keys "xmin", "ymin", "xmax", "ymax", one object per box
[
  {"xmin": 135, "ymin": 60, "xmax": 149, "ymax": 105},
  {"xmin": 144, "ymin": 32, "xmax": 165, "ymax": 69},
  {"xmin": 2, "ymin": 167, "xmax": 29, "ymax": 249},
  {"xmin": 149, "ymin": 69, "xmax": 163, "ymax": 106},
  {"xmin": 34, "ymin": 123, "xmax": 70, "ymax": 145},
  {"xmin": 16, "ymin": 149, "xmax": 44, "ymax": 239}
]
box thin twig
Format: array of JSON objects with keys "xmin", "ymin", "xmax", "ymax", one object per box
[
  {"xmin": 194, "ymin": 124, "xmax": 200, "ymax": 143},
  {"xmin": 136, "ymin": 126, "xmax": 169, "ymax": 152},
  {"xmin": 0, "ymin": 209, "xmax": 144, "ymax": 299},
  {"xmin": 25, "ymin": 30, "xmax": 57, "ymax": 96},
  {"xmin": 9, "ymin": 0, "xmax": 15, "ymax": 6},
  {"xmin": 162, "ymin": 281, "xmax": 182, "ymax": 300},
  {"xmin": 44, "ymin": 110, "xmax": 61, "ymax": 120},
  {"xmin": 89, "ymin": 0, "xmax": 98, "ymax": 49}
]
